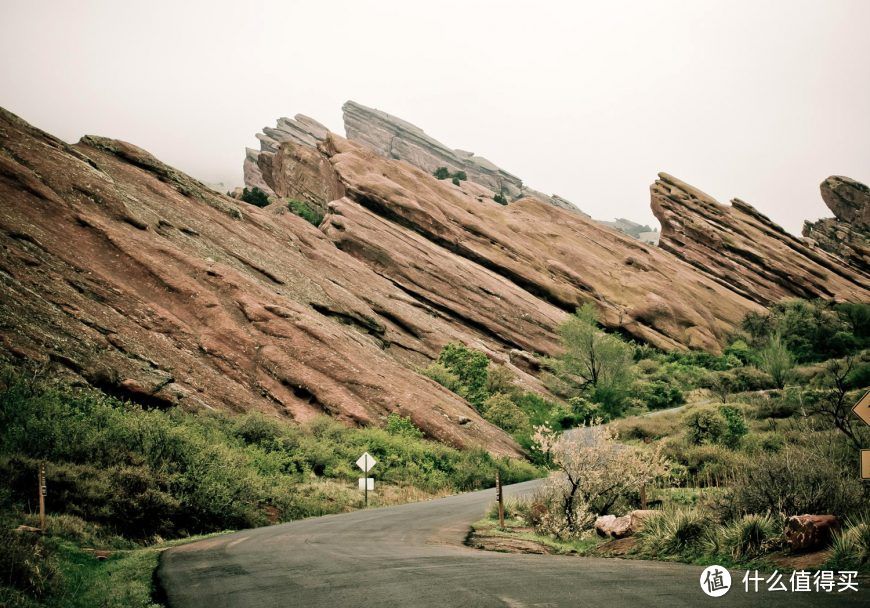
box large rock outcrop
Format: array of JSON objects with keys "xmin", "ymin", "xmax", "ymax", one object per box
[
  {"xmin": 259, "ymin": 133, "xmax": 765, "ymax": 353},
  {"xmin": 0, "ymin": 107, "xmax": 525, "ymax": 456},
  {"xmin": 802, "ymin": 176, "xmax": 869, "ymax": 271},
  {"xmin": 652, "ymin": 173, "xmax": 870, "ymax": 305}
]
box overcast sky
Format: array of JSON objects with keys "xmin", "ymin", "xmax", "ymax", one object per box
[{"xmin": 2, "ymin": 1, "xmax": 869, "ymax": 233}]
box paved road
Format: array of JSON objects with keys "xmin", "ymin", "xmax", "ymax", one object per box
[{"xmin": 157, "ymin": 480, "xmax": 866, "ymax": 607}]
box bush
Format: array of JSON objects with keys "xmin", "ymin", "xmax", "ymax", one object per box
[
  {"xmin": 437, "ymin": 343, "xmax": 490, "ymax": 409},
  {"xmin": 451, "ymin": 176, "xmax": 460, "ymax": 186},
  {"xmin": 483, "ymin": 394, "xmax": 529, "ymax": 433},
  {"xmin": 433, "ymin": 167, "xmax": 450, "ymax": 180},
  {"xmin": 287, "ymin": 199, "xmax": 324, "ymax": 226},
  {"xmin": 493, "ymin": 193, "xmax": 508, "ymax": 205},
  {"xmin": 684, "ymin": 409, "xmax": 726, "ymax": 445},
  {"xmin": 240, "ymin": 186, "xmax": 270, "ymax": 207},
  {"xmin": 727, "ymin": 444, "xmax": 864, "ymax": 518},
  {"xmin": 420, "ymin": 362, "xmax": 466, "ymax": 395},
  {"xmin": 713, "ymin": 514, "xmax": 780, "ymax": 559},
  {"xmin": 384, "ymin": 413, "xmax": 424, "ymax": 439},
  {"xmin": 567, "ymin": 396, "xmax": 599, "ymax": 425},
  {"xmin": 827, "ymin": 518, "xmax": 870, "ymax": 570},
  {"xmin": 757, "ymin": 333, "xmax": 793, "ymax": 389},
  {"xmin": 0, "ymin": 528, "xmax": 61, "ymax": 600},
  {"xmin": 638, "ymin": 379, "xmax": 685, "ymax": 410},
  {"xmin": 636, "ymin": 508, "xmax": 711, "ymax": 556},
  {"xmin": 719, "ymin": 406, "xmax": 748, "ymax": 449}
]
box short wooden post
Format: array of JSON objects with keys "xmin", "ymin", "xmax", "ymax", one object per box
[
  {"xmin": 640, "ymin": 483, "xmax": 647, "ymax": 509},
  {"xmin": 496, "ymin": 470, "xmax": 504, "ymax": 529},
  {"xmin": 38, "ymin": 462, "xmax": 46, "ymax": 532}
]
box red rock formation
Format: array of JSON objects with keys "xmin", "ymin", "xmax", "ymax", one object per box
[
  {"xmin": 651, "ymin": 173, "xmax": 870, "ymax": 305},
  {"xmin": 0, "ymin": 107, "xmax": 523, "ymax": 456},
  {"xmin": 802, "ymin": 176, "xmax": 869, "ymax": 271}
]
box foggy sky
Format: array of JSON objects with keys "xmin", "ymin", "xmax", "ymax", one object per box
[{"xmin": 2, "ymin": 0, "xmax": 869, "ymax": 234}]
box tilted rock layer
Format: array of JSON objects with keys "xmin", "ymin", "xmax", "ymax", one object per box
[
  {"xmin": 802, "ymin": 176, "xmax": 869, "ymax": 271},
  {"xmin": 652, "ymin": 173, "xmax": 869, "ymax": 305},
  {"xmin": 0, "ymin": 107, "xmax": 526, "ymax": 456}
]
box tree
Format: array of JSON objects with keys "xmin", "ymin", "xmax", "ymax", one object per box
[
  {"xmin": 684, "ymin": 409, "xmax": 726, "ymax": 445},
  {"xmin": 493, "ymin": 193, "xmax": 508, "ymax": 205},
  {"xmin": 240, "ymin": 186, "xmax": 270, "ymax": 207},
  {"xmin": 805, "ymin": 356, "xmax": 866, "ymax": 451},
  {"xmin": 719, "ymin": 406, "xmax": 748, "ymax": 449},
  {"xmin": 433, "ymin": 167, "xmax": 450, "ymax": 180},
  {"xmin": 552, "ymin": 304, "xmax": 634, "ymax": 416},
  {"xmin": 533, "ymin": 424, "xmax": 667, "ymax": 537},
  {"xmin": 757, "ymin": 333, "xmax": 793, "ymax": 389}
]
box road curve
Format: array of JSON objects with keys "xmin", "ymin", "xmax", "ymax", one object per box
[{"xmin": 157, "ymin": 480, "xmax": 866, "ymax": 608}]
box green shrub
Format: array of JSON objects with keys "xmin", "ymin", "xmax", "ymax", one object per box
[
  {"xmin": 684, "ymin": 410, "xmax": 726, "ymax": 445},
  {"xmin": 437, "ymin": 343, "xmax": 490, "ymax": 409},
  {"xmin": 454, "ymin": 171, "xmax": 467, "ymax": 181},
  {"xmin": 719, "ymin": 406, "xmax": 748, "ymax": 449},
  {"xmin": 240, "ymin": 186, "xmax": 270, "ymax": 207},
  {"xmin": 827, "ymin": 518, "xmax": 870, "ymax": 570},
  {"xmin": 493, "ymin": 193, "xmax": 508, "ymax": 205},
  {"xmin": 713, "ymin": 514, "xmax": 780, "ymax": 559},
  {"xmin": 727, "ymin": 444, "xmax": 864, "ymax": 518},
  {"xmin": 287, "ymin": 199, "xmax": 324, "ymax": 226},
  {"xmin": 486, "ymin": 365, "xmax": 517, "ymax": 397},
  {"xmin": 421, "ymin": 362, "xmax": 466, "ymax": 395},
  {"xmin": 636, "ymin": 509, "xmax": 711, "ymax": 556},
  {"xmin": 0, "ymin": 527, "xmax": 61, "ymax": 600},
  {"xmin": 384, "ymin": 413, "xmax": 424, "ymax": 439},
  {"xmin": 638, "ymin": 379, "xmax": 685, "ymax": 410},
  {"xmin": 567, "ymin": 396, "xmax": 599, "ymax": 425},
  {"xmin": 483, "ymin": 394, "xmax": 530, "ymax": 433},
  {"xmin": 433, "ymin": 167, "xmax": 450, "ymax": 180}
]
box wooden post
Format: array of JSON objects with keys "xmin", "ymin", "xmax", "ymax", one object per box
[
  {"xmin": 640, "ymin": 483, "xmax": 647, "ymax": 509},
  {"xmin": 496, "ymin": 470, "xmax": 504, "ymax": 529},
  {"xmin": 38, "ymin": 462, "xmax": 46, "ymax": 532},
  {"xmin": 364, "ymin": 454, "xmax": 368, "ymax": 508}
]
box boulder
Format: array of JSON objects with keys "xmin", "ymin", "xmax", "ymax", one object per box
[
  {"xmin": 595, "ymin": 515, "xmax": 632, "ymax": 538},
  {"xmin": 629, "ymin": 509, "xmax": 657, "ymax": 532},
  {"xmin": 784, "ymin": 515, "xmax": 840, "ymax": 551},
  {"xmin": 594, "ymin": 515, "xmax": 617, "ymax": 537}
]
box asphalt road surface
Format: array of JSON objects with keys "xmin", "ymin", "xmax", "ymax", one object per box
[{"xmin": 157, "ymin": 479, "xmax": 867, "ymax": 608}]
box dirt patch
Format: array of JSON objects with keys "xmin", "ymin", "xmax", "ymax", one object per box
[
  {"xmin": 466, "ymin": 529, "xmax": 558, "ymax": 555},
  {"xmin": 769, "ymin": 549, "xmax": 831, "ymax": 570},
  {"xmin": 591, "ymin": 536, "xmax": 637, "ymax": 557}
]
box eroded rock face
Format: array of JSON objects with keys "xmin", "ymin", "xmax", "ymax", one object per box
[
  {"xmin": 802, "ymin": 176, "xmax": 869, "ymax": 271},
  {"xmin": 0, "ymin": 107, "xmax": 524, "ymax": 457},
  {"xmin": 305, "ymin": 135, "xmax": 763, "ymax": 352},
  {"xmin": 651, "ymin": 173, "xmax": 870, "ymax": 305}
]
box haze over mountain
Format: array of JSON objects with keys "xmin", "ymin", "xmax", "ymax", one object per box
[{"xmin": 2, "ymin": 1, "xmax": 869, "ymax": 235}]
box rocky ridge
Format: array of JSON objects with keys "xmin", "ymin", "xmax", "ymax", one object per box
[
  {"xmin": 651, "ymin": 173, "xmax": 870, "ymax": 305},
  {"xmin": 802, "ymin": 176, "xmax": 869, "ymax": 271}
]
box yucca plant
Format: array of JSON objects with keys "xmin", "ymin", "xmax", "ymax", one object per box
[
  {"xmin": 718, "ymin": 514, "xmax": 780, "ymax": 559},
  {"xmin": 636, "ymin": 508, "xmax": 710, "ymax": 556},
  {"xmin": 827, "ymin": 518, "xmax": 870, "ymax": 570}
]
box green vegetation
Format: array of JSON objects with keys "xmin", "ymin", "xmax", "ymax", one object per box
[
  {"xmin": 0, "ymin": 368, "xmax": 538, "ymax": 606},
  {"xmin": 493, "ymin": 193, "xmax": 508, "ymax": 205},
  {"xmin": 287, "ymin": 199, "xmax": 324, "ymax": 226},
  {"xmin": 479, "ymin": 298, "xmax": 870, "ymax": 570},
  {"xmin": 433, "ymin": 166, "xmax": 467, "ymax": 183},
  {"xmin": 239, "ymin": 186, "xmax": 270, "ymax": 207}
]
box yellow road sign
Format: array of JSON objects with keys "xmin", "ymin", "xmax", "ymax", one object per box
[{"xmin": 853, "ymin": 391, "xmax": 870, "ymax": 427}]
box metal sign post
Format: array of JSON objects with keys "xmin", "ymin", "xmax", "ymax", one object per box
[
  {"xmin": 853, "ymin": 392, "xmax": 870, "ymax": 480},
  {"xmin": 38, "ymin": 462, "xmax": 46, "ymax": 532},
  {"xmin": 356, "ymin": 452, "xmax": 377, "ymax": 507},
  {"xmin": 496, "ymin": 470, "xmax": 504, "ymax": 529}
]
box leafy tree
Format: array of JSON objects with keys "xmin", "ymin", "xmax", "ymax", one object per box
[
  {"xmin": 437, "ymin": 343, "xmax": 490, "ymax": 409},
  {"xmin": 552, "ymin": 304, "xmax": 634, "ymax": 417},
  {"xmin": 757, "ymin": 333, "xmax": 793, "ymax": 389},
  {"xmin": 453, "ymin": 171, "xmax": 467, "ymax": 181},
  {"xmin": 433, "ymin": 167, "xmax": 450, "ymax": 180},
  {"xmin": 493, "ymin": 193, "xmax": 508, "ymax": 205},
  {"xmin": 452, "ymin": 176, "xmax": 461, "ymax": 186},
  {"xmin": 240, "ymin": 186, "xmax": 270, "ymax": 207}
]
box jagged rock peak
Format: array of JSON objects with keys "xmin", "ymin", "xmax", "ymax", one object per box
[
  {"xmin": 820, "ymin": 175, "xmax": 869, "ymax": 228},
  {"xmin": 802, "ymin": 175, "xmax": 869, "ymax": 270},
  {"xmin": 340, "ymin": 100, "xmax": 583, "ymax": 213},
  {"xmin": 651, "ymin": 172, "xmax": 870, "ymax": 305}
]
